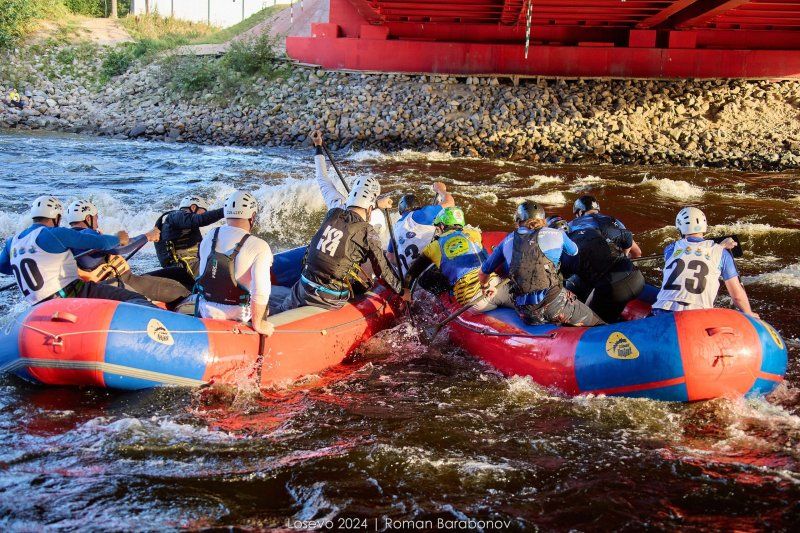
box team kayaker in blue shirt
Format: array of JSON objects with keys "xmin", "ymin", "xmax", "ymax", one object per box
[
  {"xmin": 388, "ymin": 181, "xmax": 455, "ymax": 271},
  {"xmin": 478, "ymin": 200, "xmax": 604, "ymax": 326},
  {"xmin": 0, "ymin": 196, "xmax": 153, "ymax": 307},
  {"xmin": 651, "ymin": 207, "xmax": 757, "ymax": 317},
  {"xmin": 64, "ymin": 199, "xmax": 190, "ymax": 307},
  {"xmin": 567, "ymin": 195, "xmax": 644, "ymax": 323}
]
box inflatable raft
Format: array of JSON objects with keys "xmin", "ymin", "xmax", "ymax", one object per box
[
  {"xmin": 436, "ymin": 232, "xmax": 788, "ymax": 401},
  {"xmin": 0, "ymin": 247, "xmax": 402, "ymax": 390}
]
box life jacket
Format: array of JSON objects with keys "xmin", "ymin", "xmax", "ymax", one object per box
[
  {"xmin": 78, "ymin": 253, "xmax": 131, "ymax": 284},
  {"xmin": 302, "ymin": 208, "xmax": 370, "ymax": 294},
  {"xmin": 653, "ymin": 239, "xmax": 724, "ymax": 312},
  {"xmin": 394, "ymin": 211, "xmax": 437, "ymax": 271},
  {"xmin": 9, "ymin": 227, "xmax": 80, "ymax": 304},
  {"xmin": 569, "ymin": 214, "xmax": 633, "ymax": 285},
  {"xmin": 508, "ymin": 228, "xmax": 561, "ymax": 296},
  {"xmin": 154, "ymin": 210, "xmax": 201, "ymax": 272},
  {"xmin": 194, "ymin": 227, "xmax": 251, "ymax": 307},
  {"xmin": 8, "ymin": 91, "xmax": 20, "ymax": 103},
  {"xmin": 437, "ymin": 228, "xmax": 486, "ymax": 304}
]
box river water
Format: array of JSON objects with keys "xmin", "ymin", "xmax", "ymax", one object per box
[{"xmin": 0, "ymin": 131, "xmax": 798, "ymax": 530}]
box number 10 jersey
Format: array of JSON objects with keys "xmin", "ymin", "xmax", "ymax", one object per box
[{"xmin": 10, "ymin": 227, "xmax": 80, "ymax": 304}]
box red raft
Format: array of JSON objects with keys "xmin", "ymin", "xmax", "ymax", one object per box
[
  {"xmin": 0, "ymin": 247, "xmax": 403, "ymax": 390},
  {"xmin": 437, "ymin": 232, "xmax": 788, "ymax": 401}
]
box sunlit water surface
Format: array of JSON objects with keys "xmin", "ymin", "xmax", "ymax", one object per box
[{"xmin": 0, "ymin": 131, "xmax": 798, "ymax": 530}]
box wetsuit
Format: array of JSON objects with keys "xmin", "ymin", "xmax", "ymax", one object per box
[
  {"xmin": 568, "ymin": 213, "xmax": 644, "ymax": 323},
  {"xmin": 278, "ymin": 146, "xmax": 403, "ymax": 311},
  {"xmin": 482, "ymin": 227, "xmax": 604, "ymax": 326},
  {"xmin": 0, "ymin": 224, "xmax": 153, "ymax": 307},
  {"xmin": 73, "ymin": 228, "xmax": 189, "ymax": 306}
]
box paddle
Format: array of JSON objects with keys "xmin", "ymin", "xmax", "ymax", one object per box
[
  {"xmin": 422, "ymin": 279, "xmax": 510, "ymax": 343},
  {"xmin": 320, "ymin": 141, "xmax": 410, "ymax": 314},
  {"xmin": 632, "ymin": 234, "xmax": 743, "ymax": 264}
]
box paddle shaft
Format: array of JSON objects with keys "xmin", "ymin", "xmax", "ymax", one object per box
[
  {"xmin": 321, "ymin": 143, "xmax": 351, "ymax": 194},
  {"xmin": 428, "ymin": 279, "xmax": 511, "ymax": 341}
]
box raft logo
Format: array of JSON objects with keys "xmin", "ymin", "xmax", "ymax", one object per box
[
  {"xmin": 760, "ymin": 320, "xmax": 784, "ymax": 350},
  {"xmin": 147, "ymin": 319, "xmax": 174, "ymax": 346},
  {"xmin": 605, "ymin": 332, "xmax": 639, "ymax": 360},
  {"xmin": 444, "ymin": 236, "xmax": 470, "ymax": 259}
]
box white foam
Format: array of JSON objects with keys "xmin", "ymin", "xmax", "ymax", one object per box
[
  {"xmin": 641, "ymin": 177, "xmax": 704, "ymax": 200},
  {"xmin": 568, "ymin": 175, "xmax": 604, "ymax": 192},
  {"xmin": 742, "ymin": 263, "xmax": 800, "ymax": 288},
  {"xmin": 346, "ymin": 149, "xmax": 384, "ymax": 162},
  {"xmin": 530, "ymin": 174, "xmax": 563, "ymax": 186},
  {"xmin": 526, "ymin": 191, "xmax": 567, "ymax": 206},
  {"xmin": 475, "ymin": 192, "xmax": 499, "ymax": 204},
  {"xmin": 709, "ymin": 222, "xmax": 800, "ymax": 236}
]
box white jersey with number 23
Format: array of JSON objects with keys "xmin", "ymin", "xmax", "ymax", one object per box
[{"xmin": 653, "ymin": 238, "xmax": 725, "ymax": 312}]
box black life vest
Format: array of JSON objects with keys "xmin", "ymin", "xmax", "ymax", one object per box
[
  {"xmin": 302, "ymin": 208, "xmax": 370, "ymax": 293},
  {"xmin": 509, "ymin": 228, "xmax": 561, "ymax": 296},
  {"xmin": 154, "ymin": 210, "xmax": 201, "ymax": 269},
  {"xmin": 569, "ymin": 214, "xmax": 634, "ymax": 285},
  {"xmin": 194, "ymin": 228, "xmax": 251, "ymax": 306}
]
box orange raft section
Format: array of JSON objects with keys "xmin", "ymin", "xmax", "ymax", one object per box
[{"xmin": 0, "ymin": 285, "xmax": 402, "ymax": 390}]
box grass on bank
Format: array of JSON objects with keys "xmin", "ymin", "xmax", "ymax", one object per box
[{"xmin": 165, "ymin": 33, "xmax": 292, "ymax": 97}]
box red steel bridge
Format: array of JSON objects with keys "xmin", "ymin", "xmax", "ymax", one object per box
[{"xmin": 286, "ymin": 0, "xmax": 800, "ymax": 78}]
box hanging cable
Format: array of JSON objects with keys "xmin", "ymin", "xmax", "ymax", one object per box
[{"xmin": 524, "ymin": 0, "xmax": 534, "ymax": 59}]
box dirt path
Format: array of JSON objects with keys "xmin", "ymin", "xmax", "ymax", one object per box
[{"xmin": 32, "ymin": 17, "xmax": 132, "ymax": 46}]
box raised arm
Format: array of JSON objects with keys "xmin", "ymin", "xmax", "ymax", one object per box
[{"xmin": 312, "ymin": 131, "xmax": 347, "ymax": 210}]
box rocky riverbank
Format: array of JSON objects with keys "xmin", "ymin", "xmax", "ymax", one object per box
[{"xmin": 1, "ymin": 42, "xmax": 800, "ymax": 169}]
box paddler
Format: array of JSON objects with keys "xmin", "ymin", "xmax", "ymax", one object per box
[
  {"xmin": 651, "ymin": 207, "xmax": 758, "ymax": 317},
  {"xmin": 152, "ymin": 195, "xmax": 224, "ymax": 288},
  {"xmin": 277, "ymin": 131, "xmax": 403, "ymax": 311},
  {"xmin": 568, "ymin": 195, "xmax": 644, "ymax": 323},
  {"xmin": 0, "ymin": 196, "xmax": 153, "ymax": 307},
  {"xmin": 194, "ymin": 191, "xmax": 277, "ymax": 336},
  {"xmin": 388, "ymin": 182, "xmax": 455, "ymax": 271},
  {"xmin": 65, "ymin": 199, "xmax": 190, "ymax": 307},
  {"xmin": 478, "ymin": 201, "xmax": 604, "ymax": 326},
  {"xmin": 405, "ymin": 207, "xmax": 512, "ymax": 311}
]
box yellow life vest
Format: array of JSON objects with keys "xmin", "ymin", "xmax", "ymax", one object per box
[
  {"xmin": 8, "ymin": 91, "xmax": 20, "ymax": 102},
  {"xmin": 78, "ymin": 254, "xmax": 131, "ymax": 283}
]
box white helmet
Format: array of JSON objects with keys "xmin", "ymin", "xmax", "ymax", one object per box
[
  {"xmin": 178, "ymin": 195, "xmax": 209, "ymax": 211},
  {"xmin": 676, "ymin": 206, "xmax": 707, "ymax": 235},
  {"xmin": 224, "ymin": 191, "xmax": 258, "ymax": 220},
  {"xmin": 65, "ymin": 199, "xmax": 99, "ymax": 225},
  {"xmin": 30, "ymin": 196, "xmax": 63, "ymax": 220},
  {"xmin": 346, "ymin": 176, "xmax": 381, "ymax": 210}
]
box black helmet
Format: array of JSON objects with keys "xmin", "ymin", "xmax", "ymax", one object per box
[
  {"xmin": 546, "ymin": 215, "xmax": 569, "ymax": 232},
  {"xmin": 398, "ymin": 194, "xmax": 417, "ymax": 215},
  {"xmin": 515, "ymin": 200, "xmax": 546, "ymax": 225},
  {"xmin": 573, "ymin": 195, "xmax": 600, "ymax": 215}
]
